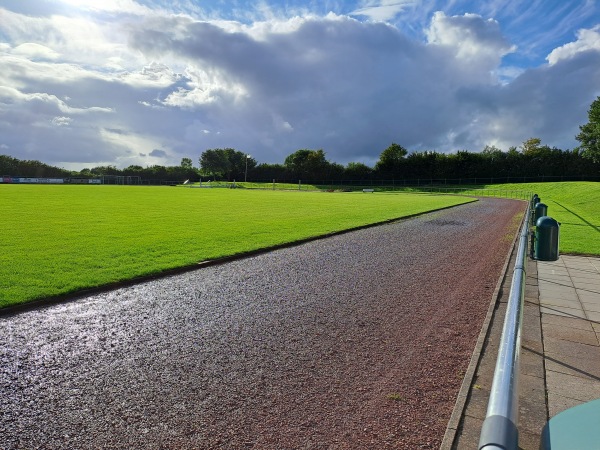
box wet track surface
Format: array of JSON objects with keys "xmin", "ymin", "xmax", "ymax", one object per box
[{"xmin": 0, "ymin": 198, "xmax": 525, "ymax": 449}]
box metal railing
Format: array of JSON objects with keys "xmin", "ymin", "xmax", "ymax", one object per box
[{"xmin": 478, "ymin": 203, "xmax": 531, "ymax": 450}]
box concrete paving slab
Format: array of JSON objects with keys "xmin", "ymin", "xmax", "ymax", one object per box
[
  {"xmin": 543, "ymin": 335, "xmax": 600, "ymax": 360},
  {"xmin": 473, "ymin": 355, "xmax": 497, "ymax": 385},
  {"xmin": 564, "ymin": 259, "xmax": 597, "ymax": 265},
  {"xmin": 523, "ymin": 304, "xmax": 543, "ymax": 323},
  {"xmin": 570, "ymin": 273, "xmax": 600, "ymax": 282},
  {"xmin": 537, "ymin": 275, "xmax": 570, "ymax": 282},
  {"xmin": 520, "ymin": 345, "xmax": 545, "ymax": 378},
  {"xmin": 574, "ymin": 285, "xmax": 600, "ymax": 295},
  {"xmin": 539, "ymin": 279, "xmax": 574, "ymax": 287},
  {"xmin": 538, "ymin": 292, "xmax": 579, "ymax": 303},
  {"xmin": 571, "ymin": 272, "xmax": 600, "ymax": 287},
  {"xmin": 564, "ymin": 262, "xmax": 597, "ymax": 269},
  {"xmin": 572, "ymin": 282, "xmax": 600, "ymax": 292},
  {"xmin": 540, "ymin": 306, "xmax": 586, "ymax": 319},
  {"xmin": 546, "ymin": 370, "xmax": 600, "ymax": 403},
  {"xmin": 542, "ymin": 322, "xmax": 599, "ymax": 346},
  {"xmin": 452, "ymin": 414, "xmax": 482, "ymax": 449},
  {"xmin": 538, "ymin": 282, "xmax": 577, "ymax": 292},
  {"xmin": 463, "ymin": 385, "xmax": 489, "ymax": 419},
  {"xmin": 585, "ymin": 311, "xmax": 600, "ymax": 322},
  {"xmin": 569, "ymin": 274, "xmax": 600, "ymax": 283},
  {"xmin": 537, "ymin": 275, "xmax": 573, "ymax": 284},
  {"xmin": 524, "ymin": 295, "xmax": 540, "ymax": 306},
  {"xmin": 582, "ymin": 301, "xmax": 600, "ymax": 313},
  {"xmin": 537, "ymin": 269, "xmax": 569, "ymax": 277},
  {"xmin": 541, "ymin": 314, "xmax": 594, "ymax": 331},
  {"xmin": 537, "ymin": 261, "xmax": 567, "ymax": 270},
  {"xmin": 544, "ymin": 353, "xmax": 600, "ymax": 380},
  {"xmin": 573, "ymin": 267, "xmax": 600, "ymax": 274},
  {"xmin": 519, "ymin": 431, "xmax": 541, "ymax": 450},
  {"xmin": 539, "ymin": 297, "xmax": 583, "ymax": 310},
  {"xmin": 539, "ymin": 289, "xmax": 578, "ymax": 298},
  {"xmin": 518, "ymin": 372, "xmax": 547, "ymax": 448},
  {"xmin": 547, "ymin": 392, "xmax": 586, "ymax": 417},
  {"xmin": 575, "ymin": 290, "xmax": 600, "ymax": 302}
]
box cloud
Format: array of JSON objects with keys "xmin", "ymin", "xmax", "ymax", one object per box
[
  {"xmin": 58, "ymin": 0, "xmax": 151, "ymax": 15},
  {"xmin": 51, "ymin": 116, "xmax": 72, "ymax": 127},
  {"xmin": 452, "ymin": 47, "xmax": 600, "ymax": 152},
  {"xmin": 119, "ymin": 63, "xmax": 182, "ymax": 88},
  {"xmin": 149, "ymin": 149, "xmax": 167, "ymax": 158},
  {"xmin": 546, "ymin": 25, "xmax": 600, "ymax": 65},
  {"xmin": 351, "ymin": 1, "xmax": 414, "ymax": 22},
  {"xmin": 0, "ymin": 85, "xmax": 113, "ymax": 115},
  {"xmin": 13, "ymin": 43, "xmax": 60, "ymax": 60},
  {"xmin": 426, "ymin": 12, "xmax": 516, "ymax": 77},
  {"xmin": 0, "ymin": 3, "xmax": 599, "ymax": 171},
  {"xmin": 0, "ymin": 6, "xmax": 143, "ymax": 70},
  {"xmin": 126, "ymin": 13, "xmax": 519, "ymax": 159}
]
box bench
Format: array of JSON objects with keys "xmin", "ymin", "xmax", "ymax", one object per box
[{"xmin": 362, "ymin": 189, "xmax": 374, "ymax": 193}]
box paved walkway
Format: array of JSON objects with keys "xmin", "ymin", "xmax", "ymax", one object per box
[
  {"xmin": 446, "ymin": 254, "xmax": 600, "ymax": 449},
  {"xmin": 538, "ymin": 255, "xmax": 600, "ymax": 418}
]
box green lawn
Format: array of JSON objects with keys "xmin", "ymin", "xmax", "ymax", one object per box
[
  {"xmin": 0, "ymin": 185, "xmax": 474, "ymax": 307},
  {"xmin": 480, "ymin": 182, "xmax": 600, "ymax": 256}
]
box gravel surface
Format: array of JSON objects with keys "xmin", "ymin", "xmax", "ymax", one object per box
[{"xmin": 1, "ymin": 198, "xmax": 524, "ymax": 449}]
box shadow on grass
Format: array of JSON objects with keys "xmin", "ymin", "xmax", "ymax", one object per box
[{"xmin": 552, "ymin": 201, "xmax": 600, "ymax": 234}]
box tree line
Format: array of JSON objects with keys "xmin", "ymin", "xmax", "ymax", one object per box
[
  {"xmin": 2, "ymin": 140, "xmax": 598, "ymax": 185},
  {"xmin": 2, "ymin": 97, "xmax": 599, "ymax": 184}
]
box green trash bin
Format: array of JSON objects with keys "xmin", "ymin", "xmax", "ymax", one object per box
[
  {"xmin": 534, "ymin": 202, "xmax": 548, "ymax": 222},
  {"xmin": 531, "ymin": 195, "xmax": 540, "ymax": 224},
  {"xmin": 535, "ymin": 216, "xmax": 559, "ymax": 261}
]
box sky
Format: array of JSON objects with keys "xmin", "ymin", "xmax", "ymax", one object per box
[{"xmin": 1, "ymin": 1, "xmax": 599, "ymax": 170}]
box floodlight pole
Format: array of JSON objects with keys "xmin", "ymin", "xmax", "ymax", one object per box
[{"xmin": 245, "ymin": 154, "xmax": 250, "ymax": 182}]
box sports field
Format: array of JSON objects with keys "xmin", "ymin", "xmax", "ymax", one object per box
[
  {"xmin": 480, "ymin": 182, "xmax": 600, "ymax": 256},
  {"xmin": 0, "ymin": 185, "xmax": 474, "ymax": 307}
]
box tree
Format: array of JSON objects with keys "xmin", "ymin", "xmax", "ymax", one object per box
[
  {"xmin": 576, "ymin": 96, "xmax": 600, "ymax": 163},
  {"xmin": 180, "ymin": 157, "xmax": 193, "ymax": 169},
  {"xmin": 345, "ymin": 162, "xmax": 373, "ymax": 179},
  {"xmin": 199, "ymin": 148, "xmax": 255, "ymax": 180},
  {"xmin": 253, "ymin": 163, "xmax": 287, "ymax": 180},
  {"xmin": 520, "ymin": 137, "xmax": 542, "ymax": 155},
  {"xmin": 199, "ymin": 149, "xmax": 231, "ymax": 179},
  {"xmin": 482, "ymin": 145, "xmax": 503, "ymax": 158},
  {"xmin": 375, "ymin": 142, "xmax": 408, "ymax": 173},
  {"xmin": 284, "ymin": 149, "xmax": 330, "ymax": 180},
  {"xmin": 90, "ymin": 165, "xmax": 120, "ymax": 176},
  {"xmin": 405, "ymin": 151, "xmax": 440, "ymax": 179},
  {"xmin": 223, "ymin": 149, "xmax": 256, "ymax": 180}
]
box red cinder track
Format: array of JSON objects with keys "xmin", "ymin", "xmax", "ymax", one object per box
[{"xmin": 0, "ymin": 198, "xmax": 525, "ymax": 449}]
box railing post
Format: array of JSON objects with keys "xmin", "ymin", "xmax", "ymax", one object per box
[{"xmin": 478, "ymin": 203, "xmax": 530, "ymax": 450}]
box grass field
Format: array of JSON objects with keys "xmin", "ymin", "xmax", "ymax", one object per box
[
  {"xmin": 229, "ymin": 180, "xmax": 599, "ymax": 255},
  {"xmin": 0, "ymin": 185, "xmax": 474, "ymax": 307},
  {"xmin": 479, "ymin": 182, "xmax": 600, "ymax": 256}
]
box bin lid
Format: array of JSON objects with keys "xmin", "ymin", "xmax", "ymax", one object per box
[
  {"xmin": 541, "ymin": 398, "xmax": 600, "ymax": 449},
  {"xmin": 536, "ymin": 216, "xmax": 559, "ymax": 228}
]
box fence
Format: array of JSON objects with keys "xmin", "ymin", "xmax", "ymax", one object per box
[{"xmin": 208, "ymin": 180, "xmax": 533, "ymax": 200}]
